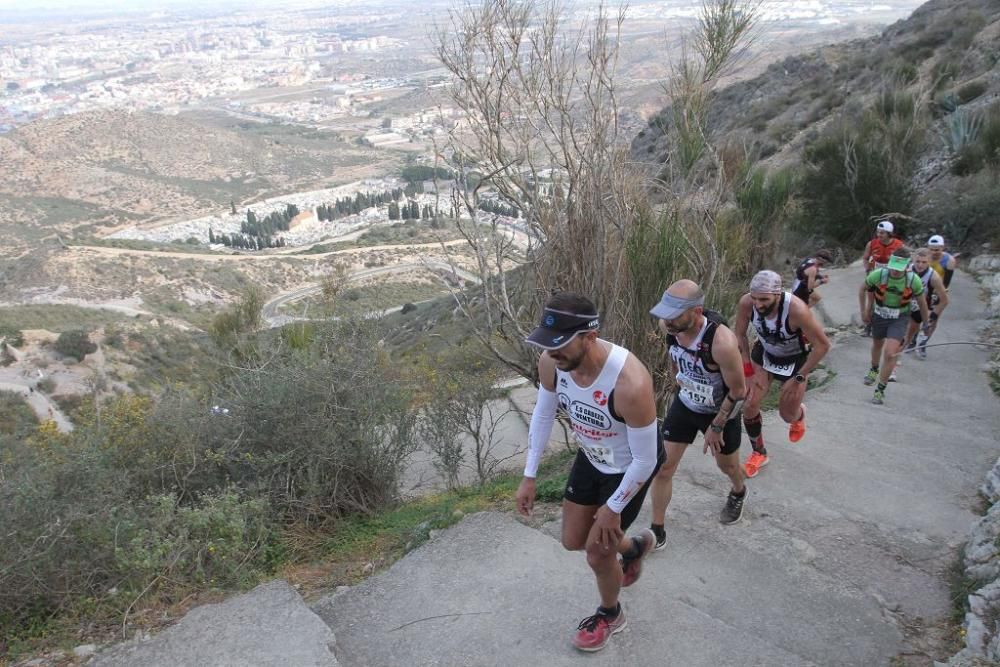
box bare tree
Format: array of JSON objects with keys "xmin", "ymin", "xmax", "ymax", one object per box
[
  {"xmin": 436, "ymin": 0, "xmax": 763, "ymax": 399},
  {"xmin": 420, "ymin": 365, "xmax": 521, "ymax": 486}
]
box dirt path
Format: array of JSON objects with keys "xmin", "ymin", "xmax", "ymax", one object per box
[{"xmin": 0, "ymin": 377, "xmax": 73, "ymax": 432}]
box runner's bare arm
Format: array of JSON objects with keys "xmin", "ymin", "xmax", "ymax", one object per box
[
  {"xmin": 790, "ymin": 299, "xmax": 830, "ymax": 376},
  {"xmin": 944, "ymin": 254, "xmax": 957, "ymax": 287},
  {"xmin": 708, "ymin": 327, "xmax": 747, "ymax": 429},
  {"xmin": 861, "ymin": 243, "xmax": 873, "ymax": 271},
  {"xmin": 916, "ymin": 291, "xmax": 930, "ymax": 326},
  {"xmin": 806, "ymin": 265, "xmax": 821, "ymax": 291},
  {"xmin": 931, "ymin": 273, "xmax": 950, "ymax": 314},
  {"xmin": 614, "ymin": 355, "xmax": 658, "ymax": 432},
  {"xmin": 862, "ymin": 275, "xmax": 875, "ymax": 322},
  {"xmin": 734, "ymin": 294, "xmax": 753, "ymax": 363},
  {"xmin": 538, "ymin": 353, "xmax": 557, "ymax": 391}
]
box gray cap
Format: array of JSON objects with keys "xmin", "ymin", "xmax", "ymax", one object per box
[{"xmin": 649, "ymin": 291, "xmax": 704, "ymax": 320}]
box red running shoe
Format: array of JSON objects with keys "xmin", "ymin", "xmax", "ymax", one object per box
[
  {"xmin": 621, "ymin": 528, "xmax": 655, "ymax": 587},
  {"xmin": 573, "ymin": 607, "xmax": 627, "ymax": 652},
  {"xmin": 788, "ymin": 404, "xmax": 807, "ymax": 443}
]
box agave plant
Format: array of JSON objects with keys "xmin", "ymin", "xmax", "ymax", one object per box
[{"xmin": 943, "ymin": 108, "xmax": 983, "ymax": 153}]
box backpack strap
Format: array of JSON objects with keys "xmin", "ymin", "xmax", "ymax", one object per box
[{"xmin": 698, "ymin": 320, "xmax": 720, "ymax": 370}]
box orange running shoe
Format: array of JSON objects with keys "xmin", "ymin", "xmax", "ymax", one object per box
[
  {"xmin": 744, "ymin": 451, "xmax": 769, "ymax": 478},
  {"xmin": 788, "ymin": 404, "xmax": 807, "ymax": 443}
]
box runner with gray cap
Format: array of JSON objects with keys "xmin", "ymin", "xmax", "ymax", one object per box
[
  {"xmin": 735, "ymin": 270, "xmax": 831, "ymax": 478},
  {"xmin": 862, "ymin": 248, "xmax": 929, "ymax": 404},
  {"xmin": 516, "ymin": 292, "xmax": 663, "ymax": 652},
  {"xmin": 647, "ymin": 279, "xmax": 749, "ymax": 546}
]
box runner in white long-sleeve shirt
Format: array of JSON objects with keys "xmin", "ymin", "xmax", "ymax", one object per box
[{"xmin": 516, "ymin": 292, "xmax": 663, "ymax": 653}]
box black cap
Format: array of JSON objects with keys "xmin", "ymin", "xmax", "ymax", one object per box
[{"xmin": 525, "ymin": 307, "xmax": 600, "ymax": 350}]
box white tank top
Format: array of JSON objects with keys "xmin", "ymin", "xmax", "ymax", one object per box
[
  {"xmin": 752, "ymin": 291, "xmax": 806, "ymax": 359},
  {"xmin": 911, "ymin": 268, "xmax": 933, "ymax": 311},
  {"xmin": 555, "ymin": 341, "xmax": 632, "ymax": 475},
  {"xmin": 670, "ymin": 318, "xmax": 727, "ymax": 415}
]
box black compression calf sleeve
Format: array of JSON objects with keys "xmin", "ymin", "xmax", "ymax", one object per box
[{"xmin": 743, "ymin": 413, "xmax": 762, "ymax": 439}]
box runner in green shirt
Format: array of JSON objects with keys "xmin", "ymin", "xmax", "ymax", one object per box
[{"xmin": 861, "ymin": 248, "xmax": 929, "ymax": 404}]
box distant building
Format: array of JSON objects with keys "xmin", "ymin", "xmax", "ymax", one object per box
[{"xmin": 362, "ymin": 131, "xmax": 409, "ymax": 147}]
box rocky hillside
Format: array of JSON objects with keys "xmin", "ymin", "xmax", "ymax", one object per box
[
  {"xmin": 633, "ymin": 0, "xmax": 1000, "ymax": 250},
  {"xmin": 0, "ymin": 110, "xmax": 395, "ymax": 252}
]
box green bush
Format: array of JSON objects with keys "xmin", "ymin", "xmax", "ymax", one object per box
[
  {"xmin": 0, "ymin": 317, "xmax": 422, "ymax": 645},
  {"xmin": 891, "ymin": 60, "xmax": 919, "ymax": 85},
  {"xmin": 113, "ymin": 491, "xmax": 278, "ymax": 592},
  {"xmin": 956, "ymin": 80, "xmax": 989, "ymax": 105},
  {"xmin": 795, "ymin": 103, "xmax": 925, "ymax": 246},
  {"xmin": 54, "ymin": 329, "xmax": 96, "ymax": 362},
  {"xmin": 0, "ymin": 391, "xmax": 36, "ymax": 436},
  {"xmin": 874, "ymin": 88, "xmax": 915, "ymax": 122},
  {"xmin": 0, "ymin": 325, "xmax": 24, "ymax": 348},
  {"xmin": 918, "ymin": 170, "xmax": 1000, "ymax": 247},
  {"xmin": 979, "ymin": 103, "xmax": 1000, "ymax": 169}
]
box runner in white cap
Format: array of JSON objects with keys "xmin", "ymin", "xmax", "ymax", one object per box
[
  {"xmin": 735, "ymin": 270, "xmax": 831, "ymax": 478},
  {"xmin": 921, "ymin": 235, "xmax": 957, "ymax": 358},
  {"xmin": 517, "ymin": 292, "xmax": 663, "ymax": 652},
  {"xmin": 858, "ymin": 220, "xmax": 904, "ymax": 336}
]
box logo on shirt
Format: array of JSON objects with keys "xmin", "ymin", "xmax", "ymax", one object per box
[
  {"xmin": 592, "ymin": 390, "xmax": 608, "ymax": 406},
  {"xmin": 570, "ymin": 400, "xmax": 612, "ymax": 430}
]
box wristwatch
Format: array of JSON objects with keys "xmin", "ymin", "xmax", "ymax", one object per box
[
  {"xmin": 794, "ymin": 373, "xmax": 806, "ymax": 383},
  {"xmin": 709, "ymin": 423, "xmax": 724, "ymax": 433}
]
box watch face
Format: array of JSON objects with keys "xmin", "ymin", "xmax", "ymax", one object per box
[{"xmin": 795, "ymin": 374, "xmax": 806, "ymax": 383}]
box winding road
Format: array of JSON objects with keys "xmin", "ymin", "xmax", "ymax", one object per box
[
  {"xmin": 262, "ymin": 260, "xmax": 481, "ymax": 327},
  {"xmin": 64, "ymin": 239, "xmax": 469, "ymax": 262}
]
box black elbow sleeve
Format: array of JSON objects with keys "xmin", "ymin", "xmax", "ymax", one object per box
[{"xmin": 943, "ymin": 269, "xmax": 954, "ymax": 288}]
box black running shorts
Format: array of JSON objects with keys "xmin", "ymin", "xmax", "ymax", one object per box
[
  {"xmin": 910, "ymin": 309, "xmax": 922, "ymax": 324},
  {"xmin": 661, "ymin": 397, "xmax": 741, "ymax": 455},
  {"xmin": 751, "ymin": 341, "xmax": 807, "ymax": 384},
  {"xmin": 563, "ymin": 441, "xmax": 666, "ymax": 531}
]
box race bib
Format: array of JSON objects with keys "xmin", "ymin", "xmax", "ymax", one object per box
[
  {"xmin": 874, "ymin": 305, "xmax": 900, "ymax": 319},
  {"xmin": 581, "ymin": 443, "xmax": 615, "ymax": 468},
  {"xmin": 677, "ymin": 373, "xmax": 714, "ymax": 406},
  {"xmin": 762, "ymin": 353, "xmax": 795, "ymax": 377}
]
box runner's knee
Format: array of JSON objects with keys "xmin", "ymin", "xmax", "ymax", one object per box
[
  {"xmin": 654, "ymin": 457, "xmax": 680, "ymax": 481},
  {"xmin": 779, "ymin": 404, "xmax": 800, "ymax": 423},
  {"xmin": 562, "ymin": 532, "xmax": 587, "ymax": 552},
  {"xmin": 585, "ymin": 540, "xmax": 619, "ymax": 569},
  {"xmin": 716, "ymin": 457, "xmax": 739, "ymax": 477}
]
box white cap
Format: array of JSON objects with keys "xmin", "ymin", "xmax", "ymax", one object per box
[
  {"xmin": 928, "ymin": 234, "xmax": 945, "ymax": 247},
  {"xmin": 876, "ymin": 220, "xmax": 894, "ymax": 234}
]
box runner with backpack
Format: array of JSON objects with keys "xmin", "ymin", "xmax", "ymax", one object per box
[
  {"xmin": 862, "ymin": 248, "xmax": 929, "ymax": 404},
  {"xmin": 647, "ymin": 279, "xmax": 749, "ymax": 549},
  {"xmin": 735, "ymin": 270, "xmax": 831, "ymax": 478},
  {"xmin": 791, "ymin": 249, "xmax": 833, "ymax": 308}
]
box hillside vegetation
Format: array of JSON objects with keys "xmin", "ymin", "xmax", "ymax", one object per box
[{"xmin": 632, "ymin": 0, "xmax": 1000, "ymax": 250}]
